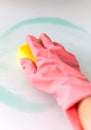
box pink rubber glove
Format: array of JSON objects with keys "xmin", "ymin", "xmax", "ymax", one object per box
[{"xmin": 20, "ymin": 33, "xmax": 91, "ymax": 130}]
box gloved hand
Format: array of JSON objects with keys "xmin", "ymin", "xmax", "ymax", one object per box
[{"xmin": 20, "ymin": 33, "xmax": 91, "ymax": 130}]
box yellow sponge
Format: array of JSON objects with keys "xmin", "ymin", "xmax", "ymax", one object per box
[{"xmin": 17, "ymin": 44, "xmax": 36, "ymax": 63}]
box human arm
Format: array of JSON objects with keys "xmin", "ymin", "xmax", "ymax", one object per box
[
  {"xmin": 20, "ymin": 33, "xmax": 91, "ymax": 130},
  {"xmin": 77, "ymin": 96, "xmax": 91, "ymax": 130}
]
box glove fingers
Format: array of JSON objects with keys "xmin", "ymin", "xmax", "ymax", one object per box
[
  {"xmin": 26, "ymin": 35, "xmax": 44, "ymax": 58},
  {"xmin": 20, "ymin": 58, "xmax": 37, "ymax": 74},
  {"xmin": 53, "ymin": 42, "xmax": 65, "ymax": 49},
  {"xmin": 39, "ymin": 33, "xmax": 54, "ymax": 49}
]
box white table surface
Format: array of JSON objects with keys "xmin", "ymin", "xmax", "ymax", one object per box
[{"xmin": 0, "ymin": 0, "xmax": 91, "ymax": 130}]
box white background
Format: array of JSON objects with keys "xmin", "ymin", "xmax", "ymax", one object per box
[
  {"xmin": 0, "ymin": 0, "xmax": 91, "ymax": 130},
  {"xmin": 0, "ymin": 0, "xmax": 91, "ymax": 33}
]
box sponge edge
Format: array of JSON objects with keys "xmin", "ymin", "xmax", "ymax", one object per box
[{"xmin": 17, "ymin": 43, "xmax": 36, "ymax": 63}]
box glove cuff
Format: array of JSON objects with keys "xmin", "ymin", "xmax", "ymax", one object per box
[{"xmin": 53, "ymin": 77, "xmax": 91, "ymax": 130}]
